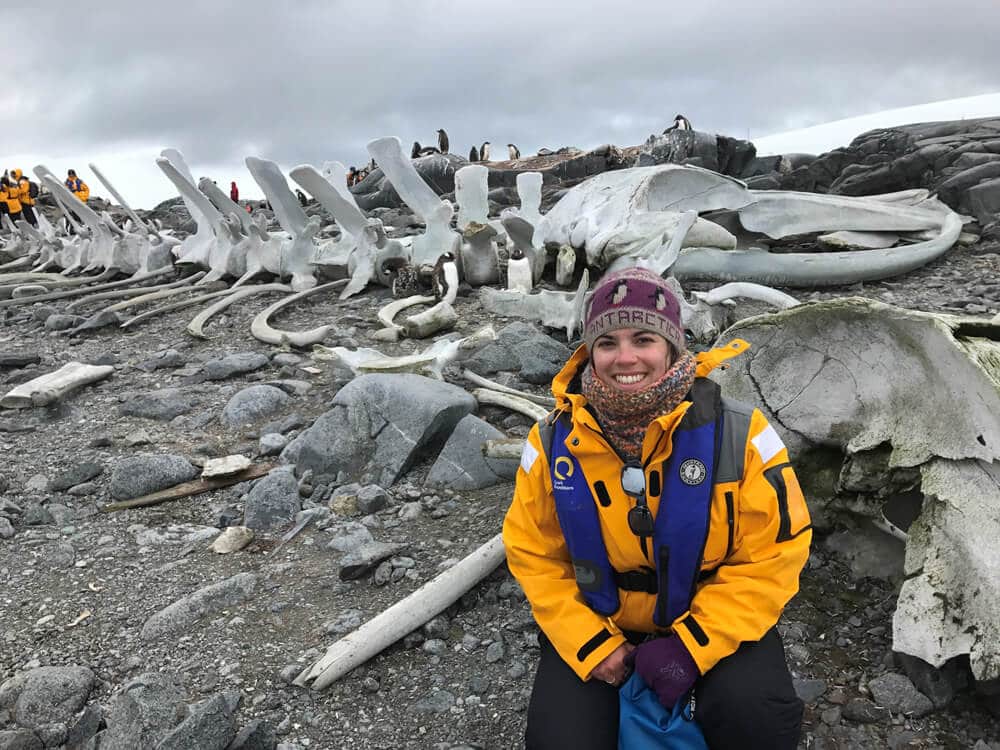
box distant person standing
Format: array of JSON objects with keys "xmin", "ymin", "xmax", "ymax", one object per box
[
  {"xmin": 0, "ymin": 175, "xmax": 23, "ymax": 223},
  {"xmin": 11, "ymin": 169, "xmax": 38, "ymax": 227},
  {"xmin": 230, "ymin": 181, "xmax": 239, "ymax": 202},
  {"xmin": 65, "ymin": 169, "xmax": 90, "ymax": 201}
]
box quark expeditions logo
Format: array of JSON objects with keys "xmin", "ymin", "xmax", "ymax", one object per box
[
  {"xmin": 679, "ymin": 459, "xmax": 707, "ymax": 486},
  {"xmin": 552, "ymin": 456, "xmax": 575, "ymax": 491}
]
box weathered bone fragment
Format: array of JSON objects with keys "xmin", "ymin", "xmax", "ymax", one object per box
[
  {"xmin": 102, "ymin": 280, "xmax": 228, "ymax": 314},
  {"xmin": 65, "ymin": 272, "xmax": 194, "ymax": 312},
  {"xmin": 672, "ymin": 213, "xmax": 963, "ymax": 287},
  {"xmin": 739, "ymin": 190, "xmax": 952, "ymax": 238},
  {"xmin": 250, "ymin": 280, "xmax": 345, "ymax": 347},
  {"xmin": 478, "ymin": 270, "xmax": 589, "ymax": 340},
  {"xmin": 554, "ymin": 245, "xmax": 576, "ymax": 287},
  {"xmin": 120, "ymin": 285, "xmax": 250, "ymax": 329},
  {"xmin": 187, "ymin": 283, "xmax": 290, "ymax": 339},
  {"xmin": 712, "ymin": 298, "xmax": 1000, "ymax": 680},
  {"xmin": 534, "ymin": 165, "xmax": 746, "ymax": 269},
  {"xmin": 0, "ymin": 266, "xmax": 177, "ymax": 310},
  {"xmin": 515, "ymin": 172, "xmax": 544, "ymax": 232},
  {"xmin": 0, "ymin": 268, "xmax": 118, "ymax": 305},
  {"xmin": 313, "ymin": 326, "xmax": 496, "ymax": 380},
  {"xmin": 367, "ymin": 137, "xmax": 461, "ymax": 268},
  {"xmin": 482, "ymin": 439, "xmax": 527, "ymax": 460},
  {"xmin": 460, "ymin": 223, "xmax": 500, "ymax": 286},
  {"xmin": 472, "ymin": 388, "xmax": 550, "ymax": 421},
  {"xmin": 611, "ymin": 210, "xmax": 698, "ymax": 276},
  {"xmin": 298, "ymin": 533, "xmax": 506, "ymax": 690},
  {"xmin": 402, "ymin": 301, "xmax": 458, "ymax": 338},
  {"xmin": 691, "ymin": 282, "xmax": 800, "ymax": 309},
  {"xmin": 455, "ymin": 165, "xmax": 490, "ymax": 228},
  {"xmin": 1, "ymin": 362, "xmax": 114, "ymax": 408},
  {"xmin": 817, "ymin": 230, "xmax": 900, "ymax": 250},
  {"xmin": 374, "ymin": 294, "xmax": 437, "ymax": 340},
  {"xmin": 461, "ymin": 369, "xmax": 556, "ymax": 408}
]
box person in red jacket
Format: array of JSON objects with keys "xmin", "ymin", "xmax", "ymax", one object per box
[
  {"xmin": 504, "ymin": 267, "xmax": 811, "ymax": 749},
  {"xmin": 230, "ymin": 181, "xmax": 239, "ymax": 202}
]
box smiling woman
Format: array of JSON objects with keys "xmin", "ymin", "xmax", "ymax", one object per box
[{"xmin": 502, "ymin": 267, "xmax": 812, "ymax": 749}]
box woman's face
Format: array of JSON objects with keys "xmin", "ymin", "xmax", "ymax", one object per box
[{"xmin": 591, "ymin": 329, "xmax": 673, "ymax": 393}]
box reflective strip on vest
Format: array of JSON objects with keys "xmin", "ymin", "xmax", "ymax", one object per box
[{"xmin": 548, "ymin": 397, "xmax": 720, "ymax": 627}]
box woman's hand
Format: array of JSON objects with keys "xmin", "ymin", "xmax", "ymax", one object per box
[{"xmin": 588, "ymin": 643, "xmax": 636, "ymax": 686}]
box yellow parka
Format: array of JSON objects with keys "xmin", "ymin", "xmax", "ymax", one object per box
[
  {"xmin": 503, "ymin": 341, "xmax": 812, "ymax": 682},
  {"xmin": 0, "ymin": 180, "xmax": 22, "ymax": 214},
  {"xmin": 11, "ymin": 169, "xmax": 33, "ymax": 207},
  {"xmin": 66, "ymin": 176, "xmax": 89, "ymax": 202}
]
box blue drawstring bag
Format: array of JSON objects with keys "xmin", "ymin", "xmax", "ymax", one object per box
[{"xmin": 618, "ymin": 672, "xmax": 708, "ymax": 750}]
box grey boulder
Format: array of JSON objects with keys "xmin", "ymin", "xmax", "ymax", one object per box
[
  {"xmin": 221, "ymin": 385, "xmax": 290, "ymax": 428},
  {"xmin": 118, "ymin": 388, "xmax": 199, "ymax": 421},
  {"xmin": 243, "ymin": 469, "xmax": 301, "ymax": 531},
  {"xmin": 281, "ymin": 374, "xmax": 476, "ymax": 486},
  {"xmin": 201, "ymin": 352, "xmax": 270, "ymax": 381},
  {"xmin": 140, "ymin": 573, "xmax": 258, "ymax": 641},
  {"xmin": 9, "ymin": 666, "xmax": 95, "ymax": 731},
  {"xmin": 427, "ymin": 414, "xmax": 519, "ymax": 490},
  {"xmin": 155, "ymin": 693, "xmax": 237, "ymax": 750},
  {"xmin": 98, "ymin": 672, "xmax": 187, "ymax": 750},
  {"xmin": 109, "ymin": 454, "xmax": 199, "ymax": 500}
]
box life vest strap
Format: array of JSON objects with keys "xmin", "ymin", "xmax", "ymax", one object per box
[{"xmin": 614, "ymin": 568, "xmax": 658, "ymax": 594}]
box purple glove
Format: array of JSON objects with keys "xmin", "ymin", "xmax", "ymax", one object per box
[{"xmin": 631, "ymin": 635, "xmax": 699, "ymax": 709}]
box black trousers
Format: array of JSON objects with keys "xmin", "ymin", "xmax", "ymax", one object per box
[
  {"xmin": 525, "ymin": 627, "xmax": 802, "ymax": 750},
  {"xmin": 20, "ymin": 205, "xmax": 37, "ymax": 227}
]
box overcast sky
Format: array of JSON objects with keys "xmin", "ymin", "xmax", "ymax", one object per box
[{"xmin": 5, "ymin": 0, "xmax": 999, "ymax": 208}]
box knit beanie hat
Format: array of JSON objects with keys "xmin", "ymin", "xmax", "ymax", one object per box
[{"xmin": 583, "ymin": 267, "xmax": 685, "ymax": 354}]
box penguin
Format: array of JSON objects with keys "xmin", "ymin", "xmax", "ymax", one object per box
[
  {"xmin": 347, "ymin": 166, "xmax": 358, "ymax": 186},
  {"xmin": 664, "ymin": 114, "xmax": 692, "ymax": 133},
  {"xmin": 606, "ymin": 279, "xmax": 629, "ymax": 305},
  {"xmin": 411, "ymin": 141, "xmax": 422, "ymax": 159},
  {"xmin": 381, "ymin": 256, "xmax": 422, "ymax": 298},
  {"xmin": 469, "ymin": 145, "xmax": 479, "ymax": 162},
  {"xmin": 437, "ymin": 128, "xmax": 449, "ymax": 154},
  {"xmin": 506, "ymin": 246, "xmax": 533, "ymax": 294},
  {"xmin": 295, "ymin": 189, "xmax": 308, "ymax": 207},
  {"xmin": 480, "ymin": 141, "xmax": 491, "ymax": 161},
  {"xmin": 432, "ymin": 251, "xmax": 460, "ymax": 305},
  {"xmin": 507, "ymin": 143, "xmax": 520, "ymax": 160}
]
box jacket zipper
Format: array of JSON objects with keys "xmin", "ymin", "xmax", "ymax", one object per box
[{"xmin": 724, "ymin": 491, "xmax": 735, "ymax": 559}]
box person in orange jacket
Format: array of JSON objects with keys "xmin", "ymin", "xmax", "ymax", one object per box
[
  {"xmin": 503, "ymin": 267, "xmax": 811, "ymax": 749},
  {"xmin": 65, "ymin": 169, "xmax": 90, "ymax": 202},
  {"xmin": 11, "ymin": 169, "xmax": 38, "ymax": 227},
  {"xmin": 230, "ymin": 181, "xmax": 239, "ymax": 202},
  {"xmin": 0, "ymin": 175, "xmax": 23, "ymax": 223}
]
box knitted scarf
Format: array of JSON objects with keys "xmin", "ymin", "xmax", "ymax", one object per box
[{"xmin": 581, "ymin": 350, "xmax": 698, "ymax": 463}]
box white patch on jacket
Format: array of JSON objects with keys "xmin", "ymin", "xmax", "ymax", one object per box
[{"xmin": 751, "ymin": 423, "xmax": 786, "ymax": 465}]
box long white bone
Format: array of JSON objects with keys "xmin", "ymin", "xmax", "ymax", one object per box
[
  {"xmin": 245, "ymin": 157, "xmax": 321, "ymax": 291},
  {"xmin": 187, "ymin": 283, "xmax": 290, "ymax": 338},
  {"xmin": 461, "ymin": 369, "xmax": 556, "ymax": 408},
  {"xmin": 472, "ymin": 388, "xmax": 550, "ymax": 421},
  {"xmin": 1, "ymin": 362, "xmax": 115, "ymax": 408},
  {"xmin": 297, "ymin": 533, "xmax": 505, "ymax": 690},
  {"xmin": 250, "ymin": 280, "xmax": 345, "ymax": 347}
]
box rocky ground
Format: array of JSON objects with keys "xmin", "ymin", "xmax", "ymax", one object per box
[{"xmin": 1, "ymin": 215, "xmax": 1000, "ymax": 749}]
